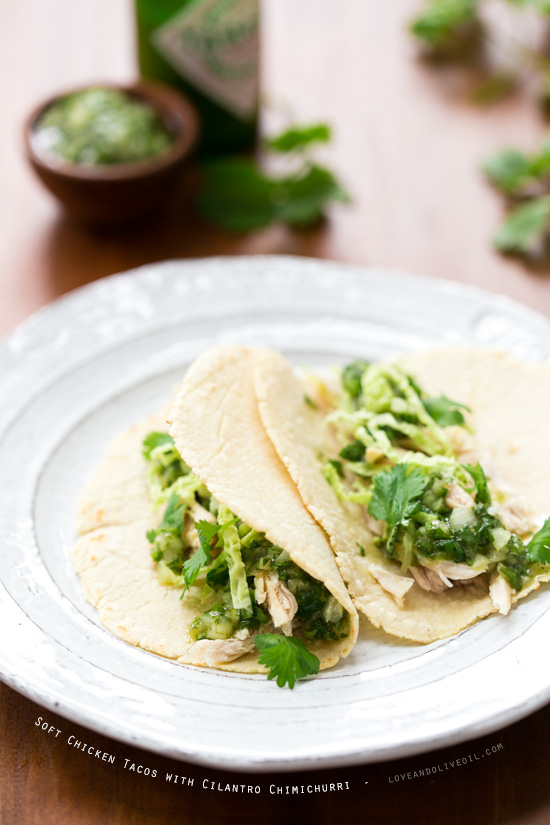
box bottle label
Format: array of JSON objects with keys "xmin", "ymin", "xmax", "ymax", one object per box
[{"xmin": 152, "ymin": 0, "xmax": 259, "ymax": 121}]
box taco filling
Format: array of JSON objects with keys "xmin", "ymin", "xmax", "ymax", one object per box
[
  {"xmin": 254, "ymin": 348, "xmax": 550, "ymax": 642},
  {"xmin": 322, "ymin": 360, "xmax": 550, "ymax": 614},
  {"xmin": 143, "ymin": 430, "xmax": 348, "ymax": 668}
]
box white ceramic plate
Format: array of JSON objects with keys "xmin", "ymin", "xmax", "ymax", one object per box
[{"xmin": 1, "ymin": 256, "xmax": 550, "ymax": 773}]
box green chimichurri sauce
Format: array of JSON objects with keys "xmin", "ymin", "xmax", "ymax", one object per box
[{"xmin": 34, "ymin": 87, "xmax": 174, "ymax": 165}]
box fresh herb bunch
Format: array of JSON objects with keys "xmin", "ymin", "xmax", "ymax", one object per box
[
  {"xmin": 411, "ymin": 0, "xmax": 550, "ymax": 51},
  {"xmin": 484, "ymin": 138, "xmax": 550, "ymax": 254},
  {"xmin": 197, "ymin": 123, "xmax": 350, "ymax": 232},
  {"xmin": 410, "ymin": 0, "xmax": 550, "ymax": 110}
]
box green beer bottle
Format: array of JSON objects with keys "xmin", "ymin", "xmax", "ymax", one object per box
[{"xmin": 134, "ymin": 0, "xmax": 259, "ymax": 155}]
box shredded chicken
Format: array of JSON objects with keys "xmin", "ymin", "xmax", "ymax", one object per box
[
  {"xmin": 445, "ymin": 482, "xmax": 475, "ymax": 509},
  {"xmin": 435, "ymin": 561, "xmax": 488, "ymax": 580},
  {"xmin": 445, "ymin": 426, "xmax": 474, "ymax": 457},
  {"xmin": 499, "ymin": 496, "xmax": 536, "ymax": 537},
  {"xmin": 411, "ymin": 565, "xmax": 451, "ymax": 593},
  {"xmin": 369, "ymin": 564, "xmax": 414, "ymax": 605},
  {"xmin": 453, "ymin": 575, "xmax": 489, "ymax": 595},
  {"xmin": 412, "ymin": 560, "xmax": 487, "ymax": 593},
  {"xmin": 255, "ymin": 572, "xmax": 298, "ymax": 636},
  {"xmin": 489, "ymin": 572, "xmax": 513, "ymax": 615},
  {"xmin": 193, "ymin": 637, "xmax": 255, "ymax": 666}
]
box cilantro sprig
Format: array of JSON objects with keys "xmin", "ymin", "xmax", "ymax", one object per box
[
  {"xmin": 368, "ymin": 464, "xmax": 428, "ymax": 531},
  {"xmin": 254, "ymin": 634, "xmax": 320, "ymax": 689},
  {"xmin": 484, "ymin": 138, "xmax": 550, "ymax": 256},
  {"xmin": 197, "ymin": 123, "xmax": 349, "ymax": 232},
  {"xmin": 411, "ymin": 0, "xmax": 550, "ymax": 113},
  {"xmin": 527, "ymin": 517, "xmax": 550, "ymax": 564}
]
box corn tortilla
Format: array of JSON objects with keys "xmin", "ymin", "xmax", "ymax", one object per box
[
  {"xmin": 254, "ymin": 348, "xmax": 550, "ymax": 643},
  {"xmin": 74, "ymin": 348, "xmax": 358, "ymax": 673}
]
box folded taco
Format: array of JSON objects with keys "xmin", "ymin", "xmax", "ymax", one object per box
[
  {"xmin": 73, "ymin": 346, "xmax": 358, "ymax": 686},
  {"xmin": 254, "ymin": 348, "xmax": 550, "ymax": 643}
]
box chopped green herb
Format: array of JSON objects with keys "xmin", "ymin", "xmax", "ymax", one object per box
[
  {"xmin": 339, "ymin": 440, "xmax": 366, "ymax": 462},
  {"xmin": 327, "ymin": 458, "xmax": 344, "ymax": 477},
  {"xmin": 341, "ymin": 360, "xmax": 369, "ymax": 398},
  {"xmin": 463, "ymin": 462, "xmax": 491, "ymax": 506},
  {"xmin": 254, "ymin": 634, "xmax": 320, "ymax": 689}
]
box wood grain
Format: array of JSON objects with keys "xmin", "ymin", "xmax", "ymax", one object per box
[
  {"xmin": 3, "ymin": 682, "xmax": 550, "ymax": 825},
  {"xmin": 1, "ymin": 0, "xmax": 550, "ymax": 822}
]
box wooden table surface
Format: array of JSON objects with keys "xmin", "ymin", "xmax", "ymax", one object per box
[{"xmin": 1, "ymin": 1, "xmax": 550, "ymax": 823}]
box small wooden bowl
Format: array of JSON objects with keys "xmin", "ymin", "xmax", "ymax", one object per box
[{"xmin": 23, "ymin": 80, "xmax": 200, "ymax": 225}]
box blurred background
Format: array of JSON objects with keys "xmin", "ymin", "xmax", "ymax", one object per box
[{"xmin": 2, "ymin": 0, "xmax": 550, "ymax": 343}]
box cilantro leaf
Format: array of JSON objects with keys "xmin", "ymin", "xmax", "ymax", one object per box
[
  {"xmin": 483, "ymin": 149, "xmax": 532, "ymax": 195},
  {"xmin": 265, "ymin": 124, "xmax": 331, "ymax": 153},
  {"xmin": 275, "ymin": 165, "xmax": 350, "ymax": 226},
  {"xmin": 463, "ymin": 462, "xmax": 491, "ymax": 506},
  {"xmin": 160, "ymin": 492, "xmax": 186, "ymax": 532},
  {"xmin": 368, "ymin": 464, "xmax": 428, "ymax": 529},
  {"xmin": 254, "ymin": 634, "xmax": 320, "ymax": 689},
  {"xmin": 527, "ymin": 517, "xmax": 550, "ymax": 565},
  {"xmin": 181, "ymin": 518, "xmax": 240, "ymax": 593},
  {"xmin": 493, "ymin": 195, "xmax": 550, "ymax": 254},
  {"xmin": 181, "ymin": 519, "xmax": 224, "ymax": 591},
  {"xmin": 197, "ymin": 158, "xmax": 349, "ymax": 233},
  {"xmin": 198, "ymin": 158, "xmax": 275, "ymax": 231},
  {"xmin": 423, "ymin": 395, "xmax": 470, "ymax": 427},
  {"xmin": 195, "ymin": 519, "xmax": 224, "ymax": 551},
  {"xmin": 181, "ymin": 547, "xmax": 209, "ymax": 591},
  {"xmin": 142, "ymin": 432, "xmax": 175, "ymax": 460}
]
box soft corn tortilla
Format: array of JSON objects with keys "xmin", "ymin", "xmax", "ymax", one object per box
[
  {"xmin": 254, "ymin": 348, "xmax": 550, "ymax": 643},
  {"xmin": 74, "ymin": 410, "xmax": 264, "ymax": 671},
  {"xmin": 74, "ymin": 348, "xmax": 358, "ymax": 673},
  {"xmin": 168, "ymin": 345, "xmax": 358, "ymax": 669}
]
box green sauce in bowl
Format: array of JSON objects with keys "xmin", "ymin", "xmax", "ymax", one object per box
[{"xmin": 33, "ymin": 87, "xmax": 175, "ymax": 165}]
